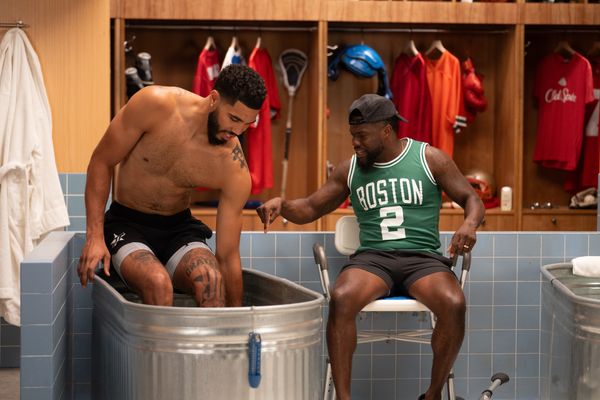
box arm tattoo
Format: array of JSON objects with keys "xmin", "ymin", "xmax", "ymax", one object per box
[{"xmin": 232, "ymin": 144, "xmax": 248, "ymax": 170}]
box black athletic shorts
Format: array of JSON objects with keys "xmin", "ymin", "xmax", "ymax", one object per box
[
  {"xmin": 341, "ymin": 249, "xmax": 455, "ymax": 296},
  {"xmin": 104, "ymin": 202, "xmax": 213, "ymax": 278}
]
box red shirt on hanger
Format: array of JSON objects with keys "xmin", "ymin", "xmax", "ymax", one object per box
[
  {"xmin": 192, "ymin": 48, "xmax": 220, "ymax": 97},
  {"xmin": 391, "ymin": 53, "xmax": 432, "ymax": 143},
  {"xmin": 246, "ymin": 47, "xmax": 281, "ymax": 194},
  {"xmin": 425, "ymin": 51, "xmax": 465, "ymax": 158},
  {"xmin": 565, "ymin": 56, "xmax": 600, "ymax": 191},
  {"xmin": 533, "ymin": 52, "xmax": 594, "ymax": 171}
]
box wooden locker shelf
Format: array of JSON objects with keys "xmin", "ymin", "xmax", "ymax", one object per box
[
  {"xmin": 522, "ymin": 208, "xmax": 596, "ymax": 231},
  {"xmin": 326, "ymin": 1, "xmax": 518, "ymax": 24},
  {"xmin": 521, "ymin": 4, "xmax": 600, "ymax": 25}
]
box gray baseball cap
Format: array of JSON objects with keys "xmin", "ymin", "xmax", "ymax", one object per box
[{"xmin": 348, "ymin": 94, "xmax": 408, "ymax": 125}]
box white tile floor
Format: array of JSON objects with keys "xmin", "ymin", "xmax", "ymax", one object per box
[{"xmin": 0, "ymin": 368, "xmax": 19, "ymax": 400}]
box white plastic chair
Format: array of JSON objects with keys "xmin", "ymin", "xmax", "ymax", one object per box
[{"xmin": 313, "ymin": 215, "xmax": 471, "ymax": 400}]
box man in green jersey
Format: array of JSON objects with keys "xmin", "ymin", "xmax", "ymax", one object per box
[{"xmin": 256, "ymin": 94, "xmax": 484, "ymax": 400}]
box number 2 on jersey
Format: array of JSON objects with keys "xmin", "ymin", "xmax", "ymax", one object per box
[{"xmin": 379, "ymin": 206, "xmax": 406, "ymax": 240}]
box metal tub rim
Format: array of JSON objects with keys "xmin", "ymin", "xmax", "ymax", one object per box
[
  {"xmin": 94, "ymin": 268, "xmax": 324, "ymax": 314},
  {"xmin": 542, "ymin": 263, "xmax": 600, "ymax": 308}
]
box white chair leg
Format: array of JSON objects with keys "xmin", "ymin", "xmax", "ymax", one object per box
[
  {"xmin": 323, "ymin": 358, "xmax": 336, "ymax": 400},
  {"xmin": 446, "ymin": 370, "xmax": 456, "ymax": 400}
]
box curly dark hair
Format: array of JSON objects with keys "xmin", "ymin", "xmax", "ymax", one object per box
[{"xmin": 214, "ymin": 64, "xmax": 267, "ymax": 110}]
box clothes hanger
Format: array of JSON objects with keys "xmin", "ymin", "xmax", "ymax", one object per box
[
  {"xmin": 403, "ymin": 39, "xmax": 419, "ymax": 57},
  {"xmin": 554, "ymin": 40, "xmax": 576, "ymax": 59},
  {"xmin": 587, "ymin": 41, "xmax": 600, "ymax": 57},
  {"xmin": 255, "ymin": 35, "xmax": 262, "ymax": 49},
  {"xmin": 425, "ymin": 39, "xmax": 447, "ymax": 58},
  {"xmin": 204, "ymin": 35, "xmax": 216, "ymax": 51},
  {"xmin": 230, "ymin": 35, "xmax": 240, "ymax": 51}
]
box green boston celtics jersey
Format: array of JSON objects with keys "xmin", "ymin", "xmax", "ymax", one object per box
[{"xmin": 348, "ymin": 138, "xmax": 442, "ymax": 255}]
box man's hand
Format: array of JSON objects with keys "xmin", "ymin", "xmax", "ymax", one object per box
[
  {"xmin": 256, "ymin": 198, "xmax": 283, "ymax": 233},
  {"xmin": 77, "ymin": 237, "xmax": 111, "ymax": 287},
  {"xmin": 447, "ymin": 221, "xmax": 477, "ymax": 257}
]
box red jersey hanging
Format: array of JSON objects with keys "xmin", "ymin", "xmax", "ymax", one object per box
[
  {"xmin": 391, "ymin": 53, "xmax": 432, "ymax": 143},
  {"xmin": 192, "ymin": 48, "xmax": 220, "ymax": 97},
  {"xmin": 533, "ymin": 52, "xmax": 594, "ymax": 171},
  {"xmin": 246, "ymin": 47, "xmax": 281, "ymax": 194},
  {"xmin": 425, "ymin": 51, "xmax": 466, "ymax": 157},
  {"xmin": 565, "ymin": 56, "xmax": 600, "ymax": 191}
]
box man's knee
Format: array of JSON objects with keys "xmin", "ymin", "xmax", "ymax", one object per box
[
  {"xmin": 438, "ymin": 291, "xmax": 466, "ymax": 321},
  {"xmin": 329, "ymin": 287, "xmax": 360, "ymax": 318},
  {"xmin": 141, "ymin": 269, "xmax": 173, "ymax": 305}
]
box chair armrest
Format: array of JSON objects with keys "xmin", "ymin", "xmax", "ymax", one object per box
[
  {"xmin": 313, "ymin": 243, "xmax": 328, "ymax": 271},
  {"xmin": 313, "ymin": 243, "xmax": 331, "ymax": 300}
]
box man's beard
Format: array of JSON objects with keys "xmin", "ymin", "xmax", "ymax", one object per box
[
  {"xmin": 207, "ymin": 112, "xmax": 227, "ymax": 146},
  {"xmin": 356, "ymin": 145, "xmax": 383, "ymax": 170}
]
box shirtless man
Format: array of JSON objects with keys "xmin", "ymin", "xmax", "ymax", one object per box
[{"xmin": 77, "ymin": 64, "xmax": 266, "ymax": 307}]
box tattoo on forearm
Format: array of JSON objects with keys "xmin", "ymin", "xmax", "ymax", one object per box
[{"xmin": 232, "ymin": 144, "xmax": 247, "ymax": 170}]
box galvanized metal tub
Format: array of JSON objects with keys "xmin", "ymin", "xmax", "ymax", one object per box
[
  {"xmin": 540, "ymin": 263, "xmax": 600, "ymax": 400},
  {"xmin": 91, "ymin": 269, "xmax": 324, "ymax": 400}
]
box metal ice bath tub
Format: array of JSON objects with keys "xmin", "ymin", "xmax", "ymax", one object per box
[
  {"xmin": 91, "ymin": 269, "xmax": 324, "ymax": 400},
  {"xmin": 540, "ymin": 263, "xmax": 600, "ymax": 400}
]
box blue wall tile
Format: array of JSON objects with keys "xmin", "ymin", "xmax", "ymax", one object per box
[
  {"xmin": 541, "ymin": 234, "xmax": 565, "ymax": 258},
  {"xmin": 468, "ymin": 306, "xmax": 494, "ymax": 330},
  {"xmin": 518, "ymin": 234, "xmax": 541, "ymax": 257},
  {"xmin": 495, "ymin": 235, "xmax": 518, "ymax": 257},
  {"xmin": 516, "ymin": 377, "xmax": 539, "ymax": 400},
  {"xmin": 300, "ymin": 233, "xmax": 325, "ymax": 257},
  {"xmin": 517, "ymin": 282, "xmax": 540, "ymax": 306},
  {"xmin": 589, "ymin": 234, "xmax": 600, "ymax": 256},
  {"xmin": 21, "ymin": 387, "xmax": 53, "ymax": 400},
  {"xmin": 251, "ymin": 233, "xmax": 275, "ymax": 257},
  {"xmin": 517, "ymin": 306, "xmax": 540, "ymax": 330},
  {"xmin": 275, "ymin": 233, "xmax": 300, "ymax": 257},
  {"xmin": 468, "ymin": 330, "xmax": 492, "ymax": 353},
  {"xmin": 494, "ymin": 258, "xmax": 517, "ymax": 281},
  {"xmin": 473, "ymin": 234, "xmax": 493, "ymax": 257},
  {"xmin": 468, "ymin": 354, "xmax": 492, "ymax": 378},
  {"xmin": 494, "ymin": 282, "xmax": 516, "ymax": 306},
  {"xmin": 22, "ymin": 262, "xmax": 53, "ymax": 294},
  {"xmin": 67, "ymin": 217, "xmax": 86, "ymax": 232},
  {"xmin": 517, "ymin": 330, "xmax": 539, "ymax": 354},
  {"xmin": 517, "ymin": 258, "xmax": 541, "ymax": 282},
  {"xmin": 372, "ymin": 379, "xmax": 395, "ymax": 399},
  {"xmin": 372, "ymin": 355, "xmax": 395, "ymax": 379},
  {"xmin": 469, "ymin": 258, "xmax": 493, "ymax": 281},
  {"xmin": 468, "ymin": 282, "xmax": 493, "ymax": 306},
  {"xmin": 565, "ymin": 234, "xmax": 589, "ymax": 257},
  {"xmin": 493, "ymin": 306, "xmax": 517, "ymax": 330},
  {"xmin": 66, "ymin": 196, "xmax": 85, "ymax": 217},
  {"xmin": 66, "ymin": 174, "xmax": 86, "ymax": 195},
  {"xmin": 275, "ymin": 257, "xmax": 300, "ymax": 281},
  {"xmin": 493, "ymin": 330, "xmax": 516, "ymax": 354}
]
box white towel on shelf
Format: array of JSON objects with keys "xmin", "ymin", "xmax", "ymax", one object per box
[{"xmin": 572, "ymin": 256, "xmax": 600, "ymax": 278}]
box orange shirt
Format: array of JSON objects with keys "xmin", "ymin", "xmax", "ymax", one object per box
[{"xmin": 425, "ymin": 51, "xmax": 465, "ymax": 157}]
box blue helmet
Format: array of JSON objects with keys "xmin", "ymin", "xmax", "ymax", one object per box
[{"xmin": 328, "ymin": 44, "xmax": 393, "ymax": 100}]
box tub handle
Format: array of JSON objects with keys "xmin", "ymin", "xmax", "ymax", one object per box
[{"xmin": 248, "ymin": 332, "xmax": 262, "ymax": 388}]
